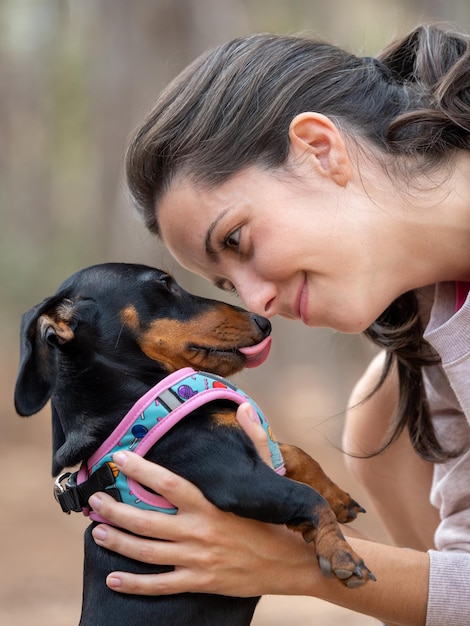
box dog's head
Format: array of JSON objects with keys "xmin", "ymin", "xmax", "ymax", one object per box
[{"xmin": 14, "ymin": 263, "xmax": 271, "ymax": 473}]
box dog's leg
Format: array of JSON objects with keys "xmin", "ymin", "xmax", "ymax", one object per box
[
  {"xmin": 279, "ymin": 443, "xmax": 365, "ymax": 523},
  {"xmin": 204, "ymin": 460, "xmax": 373, "ymax": 587},
  {"xmin": 154, "ymin": 421, "xmax": 374, "ymax": 588}
]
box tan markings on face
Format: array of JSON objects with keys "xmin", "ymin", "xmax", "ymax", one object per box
[
  {"xmin": 121, "ymin": 305, "xmax": 140, "ymax": 330},
  {"xmin": 211, "ymin": 409, "xmax": 240, "ymax": 428},
  {"xmin": 135, "ymin": 307, "xmax": 261, "ymax": 376}
]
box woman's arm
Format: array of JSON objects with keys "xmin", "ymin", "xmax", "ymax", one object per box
[{"xmin": 89, "ymin": 451, "xmax": 429, "ymax": 626}]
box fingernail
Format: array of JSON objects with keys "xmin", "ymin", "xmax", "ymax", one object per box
[
  {"xmin": 92, "ymin": 525, "xmax": 107, "ymax": 542},
  {"xmin": 245, "ymin": 403, "xmax": 257, "ymax": 422},
  {"xmin": 107, "ymin": 575, "xmax": 122, "ymax": 589},
  {"xmin": 89, "ymin": 493, "xmax": 102, "ymax": 511},
  {"xmin": 113, "ymin": 451, "xmax": 128, "ymax": 467}
]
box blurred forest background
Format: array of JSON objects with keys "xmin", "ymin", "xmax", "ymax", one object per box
[{"xmin": 2, "ymin": 1, "xmax": 470, "ymax": 625}]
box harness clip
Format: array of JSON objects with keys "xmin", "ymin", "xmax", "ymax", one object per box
[{"xmin": 53, "ymin": 471, "xmax": 80, "ymax": 514}]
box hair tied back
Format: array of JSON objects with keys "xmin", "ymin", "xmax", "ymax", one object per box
[{"xmin": 363, "ymin": 56, "xmax": 395, "ymax": 83}]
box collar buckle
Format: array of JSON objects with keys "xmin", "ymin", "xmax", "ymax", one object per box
[
  {"xmin": 54, "ymin": 463, "xmax": 121, "ymax": 515},
  {"xmin": 54, "ymin": 471, "xmax": 80, "ymax": 514}
]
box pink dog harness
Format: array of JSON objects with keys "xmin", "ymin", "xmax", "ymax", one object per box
[{"xmin": 54, "ymin": 368, "xmax": 285, "ymax": 522}]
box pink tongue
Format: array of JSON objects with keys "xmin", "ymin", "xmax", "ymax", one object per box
[{"xmin": 238, "ymin": 337, "xmax": 272, "ymax": 368}]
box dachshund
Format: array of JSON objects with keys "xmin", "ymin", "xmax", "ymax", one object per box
[{"xmin": 14, "ymin": 263, "xmax": 374, "ymax": 626}]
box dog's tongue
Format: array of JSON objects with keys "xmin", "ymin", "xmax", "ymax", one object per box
[{"xmin": 239, "ymin": 337, "xmax": 272, "ymax": 368}]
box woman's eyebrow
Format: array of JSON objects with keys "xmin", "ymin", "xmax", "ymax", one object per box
[{"xmin": 204, "ymin": 207, "xmax": 231, "ymax": 259}]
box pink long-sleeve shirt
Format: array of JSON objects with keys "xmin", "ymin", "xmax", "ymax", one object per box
[{"xmin": 420, "ymin": 282, "xmax": 470, "ymax": 625}]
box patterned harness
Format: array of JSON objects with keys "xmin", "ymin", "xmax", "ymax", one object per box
[{"xmin": 54, "ymin": 368, "xmax": 285, "ymax": 523}]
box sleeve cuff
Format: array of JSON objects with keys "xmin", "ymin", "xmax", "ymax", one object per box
[{"xmin": 426, "ymin": 549, "xmax": 470, "ymax": 625}]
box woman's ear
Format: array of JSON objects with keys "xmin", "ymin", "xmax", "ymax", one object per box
[{"xmin": 288, "ymin": 112, "xmax": 351, "ymax": 186}]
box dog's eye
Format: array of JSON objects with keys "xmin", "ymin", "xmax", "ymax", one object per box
[{"xmin": 157, "ymin": 273, "xmax": 173, "ymax": 289}]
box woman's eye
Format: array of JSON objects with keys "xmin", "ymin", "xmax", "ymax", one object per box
[
  {"xmin": 223, "ymin": 227, "xmax": 241, "ymax": 251},
  {"xmin": 215, "ymin": 278, "xmax": 239, "ymax": 297}
]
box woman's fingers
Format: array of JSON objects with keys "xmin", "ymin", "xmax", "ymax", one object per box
[
  {"xmin": 236, "ymin": 402, "xmax": 273, "ymax": 467},
  {"xmin": 109, "ymin": 451, "xmax": 210, "ymax": 511},
  {"xmin": 94, "ymin": 518, "xmax": 224, "ymax": 595},
  {"xmin": 89, "ymin": 453, "xmax": 218, "ymax": 545},
  {"xmin": 105, "ymin": 569, "xmax": 210, "ymax": 596},
  {"xmin": 92, "ymin": 517, "xmax": 179, "ymax": 564},
  {"xmin": 91, "ymin": 507, "xmax": 218, "ymax": 568},
  {"xmin": 92, "ymin": 510, "xmax": 309, "ymax": 597}
]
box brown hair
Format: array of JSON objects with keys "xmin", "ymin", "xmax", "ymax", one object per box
[{"xmin": 126, "ymin": 25, "xmax": 470, "ymax": 462}]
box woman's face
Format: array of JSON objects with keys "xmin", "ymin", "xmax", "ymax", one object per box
[{"xmin": 158, "ymin": 162, "xmax": 404, "ymax": 334}]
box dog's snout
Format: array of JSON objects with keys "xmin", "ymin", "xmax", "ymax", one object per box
[{"xmin": 252, "ymin": 314, "xmax": 271, "ymax": 335}]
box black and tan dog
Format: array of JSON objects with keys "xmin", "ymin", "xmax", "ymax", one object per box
[{"xmin": 14, "ymin": 263, "xmax": 374, "ymax": 625}]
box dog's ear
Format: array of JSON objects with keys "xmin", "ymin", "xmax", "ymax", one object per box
[{"xmin": 14, "ymin": 293, "xmax": 77, "ymax": 417}]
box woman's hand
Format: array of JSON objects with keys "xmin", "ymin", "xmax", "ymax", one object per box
[
  {"xmin": 89, "ymin": 403, "xmax": 315, "ymax": 597},
  {"xmin": 89, "ymin": 445, "xmax": 317, "ymax": 597}
]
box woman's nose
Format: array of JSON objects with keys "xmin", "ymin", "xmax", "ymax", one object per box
[{"xmin": 237, "ymin": 280, "xmax": 277, "ymax": 317}]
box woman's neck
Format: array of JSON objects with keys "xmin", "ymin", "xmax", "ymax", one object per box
[{"xmin": 372, "ymin": 151, "xmax": 470, "ymax": 288}]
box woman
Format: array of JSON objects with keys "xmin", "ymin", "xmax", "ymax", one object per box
[{"xmin": 88, "ymin": 25, "xmax": 470, "ymax": 624}]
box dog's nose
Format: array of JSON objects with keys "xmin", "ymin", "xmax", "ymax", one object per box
[{"xmin": 252, "ymin": 314, "xmax": 271, "ymax": 335}]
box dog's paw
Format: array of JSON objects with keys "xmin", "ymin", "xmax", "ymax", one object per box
[
  {"xmin": 296, "ymin": 513, "xmax": 376, "ymax": 587},
  {"xmin": 317, "ymin": 547, "xmax": 376, "ymax": 588},
  {"xmin": 321, "ymin": 484, "xmax": 366, "ymax": 524},
  {"xmin": 331, "ymin": 494, "xmax": 366, "ymax": 524}
]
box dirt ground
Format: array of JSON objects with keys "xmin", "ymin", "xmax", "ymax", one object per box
[{"xmin": 2, "ymin": 359, "xmax": 384, "ymax": 625}]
